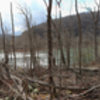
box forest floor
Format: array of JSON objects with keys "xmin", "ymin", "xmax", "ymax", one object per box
[{"xmin": 0, "ymin": 63, "xmax": 100, "ymax": 100}]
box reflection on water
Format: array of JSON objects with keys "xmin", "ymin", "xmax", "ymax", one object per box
[{"xmin": 0, "ymin": 52, "xmax": 48, "ymax": 67}]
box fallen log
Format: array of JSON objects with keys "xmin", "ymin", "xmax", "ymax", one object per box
[
  {"xmin": 67, "ymin": 84, "xmax": 100, "ymax": 98},
  {"xmin": 26, "ymin": 77, "xmax": 86, "ymax": 91},
  {"xmin": 0, "ymin": 78, "xmax": 33, "ymax": 100}
]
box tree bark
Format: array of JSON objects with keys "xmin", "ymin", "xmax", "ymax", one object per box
[{"xmin": 47, "ymin": 0, "xmax": 56, "ymax": 99}]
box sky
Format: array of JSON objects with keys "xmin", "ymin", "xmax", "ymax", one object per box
[{"xmin": 0, "ymin": 0, "xmax": 99, "ymax": 35}]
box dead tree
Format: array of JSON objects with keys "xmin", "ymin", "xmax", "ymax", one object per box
[
  {"xmin": 10, "ymin": 2, "xmax": 17, "ymax": 70},
  {"xmin": 0, "ymin": 14, "xmax": 8, "ymax": 64},
  {"xmin": 65, "ymin": 1, "xmax": 73, "ymax": 69},
  {"xmin": 47, "ymin": 1, "xmax": 55, "ymax": 99},
  {"xmin": 0, "ymin": 13, "xmax": 11, "ymax": 79},
  {"xmin": 89, "ymin": 1, "xmax": 100, "ymax": 60},
  {"xmin": 18, "ymin": 5, "xmax": 36, "ymax": 70},
  {"xmin": 56, "ymin": 0, "xmax": 66, "ymax": 65},
  {"xmin": 43, "ymin": 0, "xmax": 56, "ymax": 100},
  {"xmin": 75, "ymin": 0, "xmax": 82, "ymax": 74}
]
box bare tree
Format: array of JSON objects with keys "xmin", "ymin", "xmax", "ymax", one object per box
[
  {"xmin": 88, "ymin": 0, "xmax": 100, "ymax": 60},
  {"xmin": 18, "ymin": 5, "xmax": 36, "ymax": 71},
  {"xmin": 56, "ymin": 0, "xmax": 66, "ymax": 65},
  {"xmin": 10, "ymin": 2, "xmax": 16, "ymax": 70},
  {"xmin": 43, "ymin": 0, "xmax": 56, "ymax": 99},
  {"xmin": 47, "ymin": 0, "xmax": 55, "ymax": 99},
  {"xmin": 66, "ymin": 1, "xmax": 73, "ymax": 69},
  {"xmin": 0, "ymin": 13, "xmax": 10, "ymax": 79},
  {"xmin": 75, "ymin": 0, "xmax": 82, "ymax": 74}
]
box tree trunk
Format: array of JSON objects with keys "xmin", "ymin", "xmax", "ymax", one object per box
[
  {"xmin": 10, "ymin": 3, "xmax": 16, "ymax": 70},
  {"xmin": 0, "ymin": 13, "xmax": 10, "ymax": 79},
  {"xmin": 75, "ymin": 0, "xmax": 82, "ymax": 74},
  {"xmin": 47, "ymin": 0, "xmax": 56, "ymax": 99}
]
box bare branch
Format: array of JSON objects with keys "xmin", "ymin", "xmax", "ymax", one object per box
[{"xmin": 43, "ymin": 0, "xmax": 48, "ymax": 8}]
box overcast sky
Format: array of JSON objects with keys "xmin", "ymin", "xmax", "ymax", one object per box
[{"xmin": 0, "ymin": 0, "xmax": 99, "ymax": 35}]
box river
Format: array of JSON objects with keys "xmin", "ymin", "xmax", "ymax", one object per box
[{"xmin": 0, "ymin": 52, "xmax": 49, "ymax": 68}]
